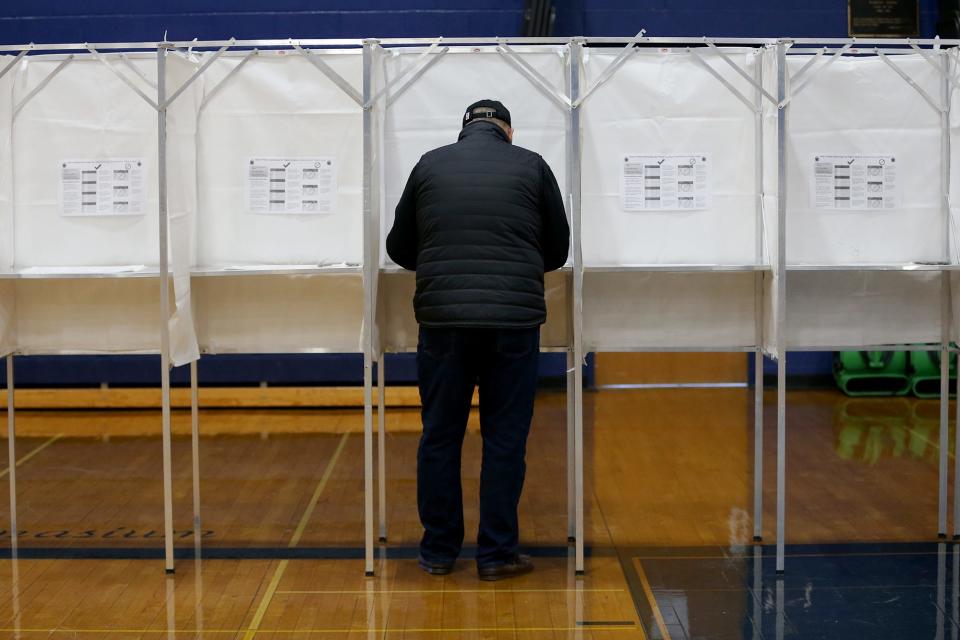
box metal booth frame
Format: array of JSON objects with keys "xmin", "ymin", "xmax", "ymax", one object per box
[
  {"xmin": 0, "ymin": 41, "xmax": 195, "ymax": 573},
  {"xmin": 0, "ymin": 35, "xmax": 958, "ymax": 579},
  {"xmin": 574, "ymin": 35, "xmax": 777, "ymax": 577}
]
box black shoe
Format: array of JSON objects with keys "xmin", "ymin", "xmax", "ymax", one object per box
[
  {"xmin": 418, "ymin": 555, "xmax": 455, "ymax": 575},
  {"xmin": 477, "ymin": 554, "xmax": 534, "ymax": 581}
]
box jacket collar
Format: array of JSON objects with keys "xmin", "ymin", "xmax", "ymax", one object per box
[{"xmin": 457, "ymin": 120, "xmax": 510, "ymax": 143}]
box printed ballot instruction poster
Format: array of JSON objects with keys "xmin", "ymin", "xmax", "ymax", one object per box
[
  {"xmin": 620, "ymin": 154, "xmax": 711, "ymax": 211},
  {"xmin": 247, "ymin": 157, "xmax": 337, "ymax": 215},
  {"xmin": 60, "ymin": 159, "xmax": 147, "ymax": 217},
  {"xmin": 812, "ymin": 155, "xmax": 898, "ymax": 210}
]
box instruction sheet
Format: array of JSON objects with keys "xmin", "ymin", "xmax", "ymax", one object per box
[
  {"xmin": 621, "ymin": 154, "xmax": 711, "ymax": 211},
  {"xmin": 247, "ymin": 157, "xmax": 337, "ymax": 215},
  {"xmin": 812, "ymin": 155, "xmax": 898, "ymax": 210},
  {"xmin": 60, "ymin": 159, "xmax": 146, "ymax": 217}
]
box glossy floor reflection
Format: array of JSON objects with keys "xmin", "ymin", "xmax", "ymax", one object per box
[
  {"xmin": 0, "ymin": 387, "xmax": 953, "ymax": 637},
  {"xmin": 0, "ymin": 551, "xmax": 642, "ymax": 638},
  {"xmin": 632, "ymin": 543, "xmax": 957, "ymax": 640},
  {"xmin": 0, "ymin": 543, "xmax": 956, "ymax": 638}
]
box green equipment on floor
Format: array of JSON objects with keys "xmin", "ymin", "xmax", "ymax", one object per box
[
  {"xmin": 908, "ymin": 350, "xmax": 957, "ymax": 398},
  {"xmin": 833, "ymin": 351, "xmax": 910, "ymax": 396}
]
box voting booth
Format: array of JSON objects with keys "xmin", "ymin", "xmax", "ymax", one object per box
[
  {"xmin": 375, "ymin": 43, "xmax": 572, "ymax": 353},
  {"xmin": 780, "ymin": 45, "xmax": 959, "ymax": 570},
  {"xmin": 0, "ymin": 47, "xmax": 204, "ymax": 570},
  {"xmin": 578, "ymin": 43, "xmax": 779, "ymax": 551},
  {"xmin": 369, "ymin": 41, "xmax": 577, "ymax": 565},
  {"xmin": 192, "ymin": 47, "xmax": 365, "ymax": 354}
]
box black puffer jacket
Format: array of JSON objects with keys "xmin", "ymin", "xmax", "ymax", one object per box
[{"xmin": 386, "ymin": 121, "xmax": 570, "ymax": 328}]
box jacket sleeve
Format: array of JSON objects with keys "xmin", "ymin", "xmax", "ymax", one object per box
[
  {"xmin": 539, "ymin": 158, "xmax": 570, "ymax": 272},
  {"xmin": 386, "ymin": 161, "xmax": 420, "ymax": 271}
]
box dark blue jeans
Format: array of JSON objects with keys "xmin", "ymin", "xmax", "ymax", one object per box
[{"xmin": 416, "ymin": 326, "xmax": 540, "ymax": 567}]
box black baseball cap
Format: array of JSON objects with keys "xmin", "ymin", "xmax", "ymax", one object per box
[{"xmin": 462, "ymin": 99, "xmax": 511, "ymax": 128}]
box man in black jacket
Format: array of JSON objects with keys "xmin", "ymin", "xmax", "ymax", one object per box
[{"xmin": 386, "ymin": 100, "xmax": 569, "ymax": 581}]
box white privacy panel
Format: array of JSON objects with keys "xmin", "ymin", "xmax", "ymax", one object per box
[
  {"xmin": 761, "ymin": 48, "xmax": 781, "ymax": 355},
  {"xmin": 377, "ymin": 270, "xmax": 570, "ymax": 352},
  {"xmin": 950, "ymin": 49, "xmax": 960, "ymax": 264},
  {"xmin": 786, "ymin": 53, "xmax": 944, "ymax": 265},
  {"xmin": 581, "ymin": 48, "xmax": 767, "ymax": 266},
  {"xmin": 196, "ymin": 50, "xmax": 363, "ymax": 267},
  {"xmin": 13, "ymin": 279, "xmax": 161, "ymax": 354},
  {"xmin": 5, "ymin": 52, "xmax": 201, "ymax": 362},
  {"xmin": 0, "ymin": 56, "xmax": 12, "ymax": 354},
  {"xmin": 166, "ymin": 52, "xmax": 203, "ymax": 365},
  {"xmin": 378, "ymin": 46, "xmax": 569, "ymax": 267},
  {"xmin": 786, "ymin": 271, "xmax": 941, "ymax": 348},
  {"xmin": 11, "ymin": 53, "xmax": 163, "ymax": 268},
  {"xmin": 193, "ymin": 275, "xmax": 363, "ymax": 353},
  {"xmin": 0, "ymin": 56, "xmax": 12, "ymax": 272},
  {"xmin": 584, "ymin": 271, "xmax": 761, "ymax": 350}
]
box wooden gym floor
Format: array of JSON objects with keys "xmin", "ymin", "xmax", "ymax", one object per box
[{"xmin": 0, "ymin": 354, "xmax": 950, "ymax": 638}]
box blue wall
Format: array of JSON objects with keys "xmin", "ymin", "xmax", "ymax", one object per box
[
  {"xmin": 1, "ymin": 1, "xmax": 525, "ymax": 43},
  {"xmin": 0, "ymin": 0, "xmax": 942, "ymax": 44},
  {"xmin": 554, "ymin": 0, "xmax": 939, "ymax": 38},
  {"xmin": 0, "ymin": 1, "xmax": 939, "ymax": 386}
]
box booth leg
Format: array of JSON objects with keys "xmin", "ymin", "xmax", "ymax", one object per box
[
  {"xmin": 775, "ymin": 353, "xmax": 785, "ymax": 574},
  {"xmin": 160, "ymin": 362, "xmax": 174, "ymax": 574},
  {"xmin": 566, "ymin": 348, "xmax": 575, "ymax": 543},
  {"xmin": 160, "ymin": 360, "xmax": 175, "ymax": 574},
  {"xmin": 361, "ymin": 38, "xmax": 376, "ymax": 578},
  {"xmin": 938, "ymin": 342, "xmax": 949, "ymax": 538},
  {"xmin": 363, "ymin": 352, "xmax": 375, "ymax": 577},
  {"xmin": 157, "ymin": 44, "xmax": 175, "ymax": 575},
  {"xmin": 191, "ymin": 360, "xmax": 201, "ymax": 532},
  {"xmin": 939, "ymin": 49, "xmax": 953, "ymax": 540},
  {"xmin": 569, "ymin": 40, "xmax": 586, "ymax": 576},
  {"xmin": 753, "ymin": 349, "xmax": 763, "ymax": 542},
  {"xmin": 377, "ymin": 359, "xmax": 387, "ymax": 543},
  {"xmin": 574, "ymin": 355, "xmax": 584, "ymax": 575},
  {"xmin": 954, "ymin": 364, "xmax": 960, "ymax": 539},
  {"xmin": 6, "ymin": 355, "xmax": 17, "ymax": 552},
  {"xmin": 774, "ymin": 41, "xmax": 787, "ymax": 576}
]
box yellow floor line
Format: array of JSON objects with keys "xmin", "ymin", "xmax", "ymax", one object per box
[
  {"xmin": 277, "ymin": 588, "xmax": 626, "ymax": 595},
  {"xmin": 633, "ymin": 558, "xmax": 672, "ymax": 640},
  {"xmin": 0, "ymin": 434, "xmax": 63, "ymax": 479},
  {"xmin": 288, "ymin": 432, "xmax": 349, "ymax": 548},
  {"xmin": 240, "ymin": 559, "xmax": 289, "ymax": 640},
  {"xmin": 241, "ymin": 432, "xmax": 349, "ymax": 640}
]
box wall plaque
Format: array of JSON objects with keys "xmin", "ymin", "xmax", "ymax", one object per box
[{"xmin": 849, "ymin": 0, "xmax": 919, "ymax": 37}]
